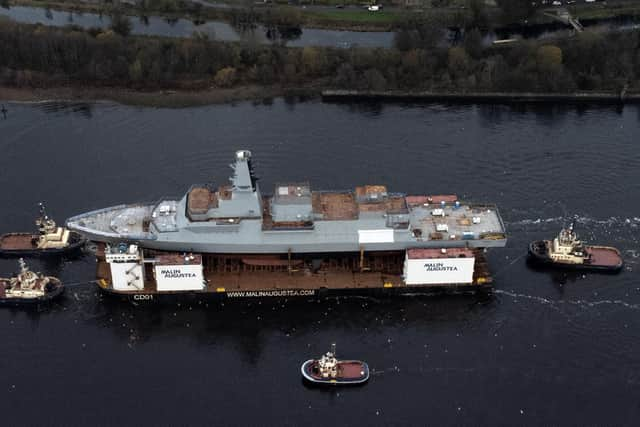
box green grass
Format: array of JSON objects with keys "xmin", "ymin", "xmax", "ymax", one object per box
[
  {"xmin": 305, "ymin": 9, "xmax": 402, "ymax": 24},
  {"xmin": 569, "ymin": 4, "xmax": 640, "ymax": 20}
]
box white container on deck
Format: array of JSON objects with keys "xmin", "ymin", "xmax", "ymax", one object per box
[
  {"xmin": 358, "ymin": 229, "xmax": 394, "ymax": 244},
  {"xmin": 153, "ymin": 254, "xmax": 205, "ymax": 291},
  {"xmin": 111, "ymin": 262, "xmax": 145, "ymax": 291},
  {"xmin": 403, "ymin": 248, "xmax": 475, "ymax": 285}
]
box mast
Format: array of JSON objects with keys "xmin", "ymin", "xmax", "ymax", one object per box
[
  {"xmin": 231, "ymin": 150, "xmax": 257, "ymax": 192},
  {"xmin": 36, "ymin": 202, "xmax": 57, "ymax": 234}
]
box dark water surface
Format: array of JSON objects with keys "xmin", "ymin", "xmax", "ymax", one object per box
[{"xmin": 0, "ymin": 99, "xmax": 639, "ymax": 425}]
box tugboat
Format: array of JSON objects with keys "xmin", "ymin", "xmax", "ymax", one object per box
[
  {"xmin": 0, "ymin": 203, "xmax": 86, "ymax": 257},
  {"xmin": 528, "ymin": 221, "xmax": 623, "ymax": 272},
  {"xmin": 0, "ymin": 259, "xmax": 64, "ymax": 305},
  {"xmin": 301, "ymin": 344, "xmax": 369, "ymax": 385}
]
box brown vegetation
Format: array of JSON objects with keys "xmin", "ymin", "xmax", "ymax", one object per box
[{"xmin": 0, "ymin": 20, "xmax": 639, "ymax": 99}]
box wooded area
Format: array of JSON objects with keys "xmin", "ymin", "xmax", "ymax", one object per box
[{"xmin": 0, "ymin": 21, "xmax": 638, "ymax": 94}]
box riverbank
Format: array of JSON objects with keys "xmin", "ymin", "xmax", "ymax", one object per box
[
  {"xmin": 4, "ymin": 85, "xmax": 639, "ymax": 109},
  {"xmin": 6, "ymin": 0, "xmax": 403, "ymax": 31},
  {"xmin": 2, "ymin": 20, "xmax": 639, "ymax": 107},
  {"xmin": 321, "ymin": 90, "xmax": 640, "ymax": 104},
  {"xmin": 0, "ymin": 85, "xmax": 316, "ymax": 107},
  {"xmin": 8, "ymin": 0, "xmax": 640, "ymax": 34}
]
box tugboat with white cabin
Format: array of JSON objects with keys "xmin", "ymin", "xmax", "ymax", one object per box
[
  {"xmin": 301, "ymin": 344, "xmax": 369, "ymax": 385},
  {"xmin": 528, "ymin": 221, "xmax": 623, "ymax": 272},
  {"xmin": 0, "ymin": 203, "xmax": 85, "ymax": 257},
  {"xmin": 0, "ymin": 258, "xmax": 64, "ymax": 306}
]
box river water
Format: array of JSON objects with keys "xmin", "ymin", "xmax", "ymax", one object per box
[{"xmin": 0, "ymin": 99, "xmax": 639, "ymax": 425}]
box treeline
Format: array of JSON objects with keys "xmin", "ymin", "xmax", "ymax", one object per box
[{"xmin": 1, "ymin": 21, "xmax": 639, "ymax": 94}]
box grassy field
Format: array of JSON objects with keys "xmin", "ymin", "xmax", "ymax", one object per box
[
  {"xmin": 569, "ymin": 3, "xmax": 640, "ymax": 20},
  {"xmin": 305, "ymin": 9, "xmax": 403, "ymax": 24}
]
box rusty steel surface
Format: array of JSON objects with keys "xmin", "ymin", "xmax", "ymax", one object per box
[
  {"xmin": 407, "ymin": 248, "xmax": 475, "ymax": 259},
  {"xmin": 405, "ymin": 195, "xmax": 458, "ymax": 206},
  {"xmin": 155, "ymin": 253, "xmax": 203, "ymax": 266},
  {"xmin": 586, "ymin": 246, "xmax": 624, "ymax": 267},
  {"xmin": 0, "ymin": 234, "xmax": 36, "ymax": 250},
  {"xmin": 312, "ymin": 192, "xmax": 358, "ymax": 220},
  {"xmin": 95, "ymin": 248, "xmax": 492, "ymax": 293},
  {"xmin": 188, "ymin": 187, "xmax": 217, "ymax": 214}
]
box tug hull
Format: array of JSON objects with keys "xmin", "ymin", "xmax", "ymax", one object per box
[
  {"xmin": 301, "ymin": 359, "xmax": 370, "ymax": 385},
  {"xmin": 0, "ymin": 278, "xmax": 64, "ymax": 306},
  {"xmin": 0, "ymin": 232, "xmax": 86, "ymax": 257},
  {"xmin": 528, "ymin": 240, "xmax": 623, "ymax": 272}
]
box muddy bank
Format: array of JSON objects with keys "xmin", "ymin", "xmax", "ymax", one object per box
[{"xmin": 0, "ymin": 85, "xmax": 317, "ymax": 107}]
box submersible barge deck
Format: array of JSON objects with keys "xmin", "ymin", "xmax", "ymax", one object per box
[
  {"xmin": 95, "ymin": 244, "xmax": 495, "ymax": 301},
  {"xmin": 68, "ymin": 150, "xmax": 507, "ymax": 300}
]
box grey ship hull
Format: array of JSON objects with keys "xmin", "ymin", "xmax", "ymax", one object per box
[
  {"xmin": 83, "ymin": 234, "xmax": 505, "ymax": 253},
  {"xmin": 67, "ymin": 205, "xmax": 506, "ymax": 254},
  {"xmin": 66, "ymin": 150, "xmax": 507, "ymax": 255}
]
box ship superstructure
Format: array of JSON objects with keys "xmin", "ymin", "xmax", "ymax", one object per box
[
  {"xmin": 67, "ymin": 150, "xmax": 506, "ymax": 254},
  {"xmin": 67, "ymin": 150, "xmax": 508, "ymax": 298}
]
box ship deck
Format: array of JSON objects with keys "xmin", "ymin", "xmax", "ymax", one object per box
[
  {"xmin": 586, "ymin": 246, "xmax": 623, "ymax": 267},
  {"xmin": 0, "ymin": 234, "xmax": 36, "ymax": 250}
]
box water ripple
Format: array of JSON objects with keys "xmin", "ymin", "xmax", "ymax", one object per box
[{"xmin": 495, "ymin": 289, "xmax": 640, "ymax": 311}]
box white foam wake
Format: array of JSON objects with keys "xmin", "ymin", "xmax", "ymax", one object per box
[{"xmin": 495, "ymin": 289, "xmax": 640, "ymax": 311}]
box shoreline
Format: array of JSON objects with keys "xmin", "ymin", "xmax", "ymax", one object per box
[
  {"xmin": 321, "ymin": 90, "xmax": 640, "ymax": 104},
  {"xmin": 6, "ymin": 0, "xmax": 397, "ymax": 32},
  {"xmin": 3, "ymin": 86, "xmax": 640, "ymax": 108},
  {"xmin": 0, "ymin": 85, "xmax": 316, "ymax": 108},
  {"xmin": 7, "ymin": 0, "xmax": 640, "ymax": 34}
]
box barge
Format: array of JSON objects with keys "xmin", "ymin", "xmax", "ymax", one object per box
[{"xmin": 68, "ymin": 150, "xmax": 508, "ymax": 300}]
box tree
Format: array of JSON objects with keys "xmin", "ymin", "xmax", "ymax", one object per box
[
  {"xmin": 536, "ymin": 45, "xmax": 562, "ymax": 72},
  {"xmin": 129, "ymin": 58, "xmax": 143, "ymax": 81},
  {"xmin": 110, "ymin": 11, "xmax": 132, "ymax": 37},
  {"xmin": 394, "ymin": 15, "xmax": 445, "ymax": 51},
  {"xmin": 495, "ymin": 0, "xmax": 537, "ymax": 23},
  {"xmin": 214, "ymin": 67, "xmax": 237, "ymax": 87},
  {"xmin": 363, "ymin": 68, "xmax": 386, "ymax": 91},
  {"xmin": 334, "ymin": 63, "xmax": 356, "ymax": 88},
  {"xmin": 301, "ymin": 46, "xmax": 321, "ymax": 76},
  {"xmin": 448, "ymin": 47, "xmax": 470, "ymax": 79},
  {"xmin": 463, "ymin": 28, "xmax": 484, "ymax": 59},
  {"xmin": 467, "ymin": 0, "xmax": 489, "ymax": 29},
  {"xmin": 536, "ymin": 45, "xmax": 569, "ymax": 91}
]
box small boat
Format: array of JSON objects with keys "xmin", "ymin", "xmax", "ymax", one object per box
[
  {"xmin": 528, "ymin": 221, "xmax": 623, "ymax": 272},
  {"xmin": 0, "ymin": 258, "xmax": 64, "ymax": 305},
  {"xmin": 0, "ymin": 203, "xmax": 86, "ymax": 257},
  {"xmin": 301, "ymin": 344, "xmax": 369, "ymax": 385}
]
